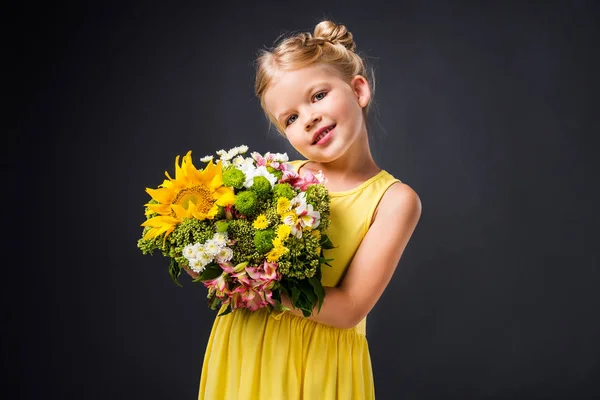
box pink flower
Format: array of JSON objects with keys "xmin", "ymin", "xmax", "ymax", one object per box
[
  {"xmin": 246, "ymin": 261, "xmax": 281, "ymax": 282},
  {"xmin": 232, "ymin": 283, "xmax": 267, "ymax": 311},
  {"xmin": 203, "ymin": 273, "xmax": 230, "ymax": 300}
]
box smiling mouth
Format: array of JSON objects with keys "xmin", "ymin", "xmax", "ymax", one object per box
[{"xmin": 312, "ymin": 125, "xmax": 335, "ymax": 144}]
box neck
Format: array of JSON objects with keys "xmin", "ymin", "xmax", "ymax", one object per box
[{"xmin": 316, "ymin": 131, "xmax": 380, "ymax": 180}]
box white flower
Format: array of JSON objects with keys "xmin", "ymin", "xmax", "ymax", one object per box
[
  {"xmin": 191, "ymin": 242, "xmax": 204, "ymax": 255},
  {"xmin": 243, "ymin": 165, "xmax": 277, "ymax": 188},
  {"xmin": 215, "ymin": 247, "xmax": 233, "ymax": 263},
  {"xmin": 221, "ymin": 149, "xmax": 236, "ymax": 161},
  {"xmin": 203, "ymin": 239, "xmax": 221, "ymax": 256},
  {"xmin": 269, "ymin": 152, "xmax": 289, "ymax": 162},
  {"xmin": 189, "ymin": 257, "xmax": 209, "ymax": 273},
  {"xmin": 200, "ymin": 155, "xmax": 214, "ymax": 163},
  {"xmin": 232, "ymin": 155, "xmax": 254, "ymax": 170},
  {"xmin": 182, "ymin": 244, "xmax": 196, "ymax": 260},
  {"xmin": 212, "ymin": 232, "xmax": 228, "ymax": 247},
  {"xmin": 216, "ymin": 149, "xmax": 227, "ymax": 157},
  {"xmin": 237, "ymin": 145, "xmax": 249, "ymax": 154},
  {"xmin": 315, "ymin": 170, "xmax": 327, "ymax": 184}
]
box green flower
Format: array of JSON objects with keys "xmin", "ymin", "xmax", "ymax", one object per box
[
  {"xmin": 272, "ymin": 183, "xmax": 295, "ymax": 200},
  {"xmin": 251, "ymin": 176, "xmax": 271, "ymax": 198},
  {"xmin": 254, "ymin": 229, "xmax": 275, "ymax": 254},
  {"xmin": 235, "ymin": 190, "xmax": 258, "ymax": 216},
  {"xmin": 223, "ymin": 167, "xmax": 246, "ymax": 189}
]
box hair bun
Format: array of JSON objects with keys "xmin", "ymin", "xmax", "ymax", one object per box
[{"xmin": 313, "ymin": 20, "xmax": 356, "ymax": 52}]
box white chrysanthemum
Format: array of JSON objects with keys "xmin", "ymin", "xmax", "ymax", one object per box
[
  {"xmin": 215, "ymin": 247, "xmax": 233, "ymax": 263},
  {"xmin": 213, "ymin": 232, "xmax": 228, "ymax": 247},
  {"xmin": 237, "ymin": 145, "xmax": 249, "ymax": 153},
  {"xmin": 203, "ymin": 239, "xmax": 221, "ymax": 256},
  {"xmin": 270, "ymin": 152, "xmax": 289, "ymax": 162},
  {"xmin": 191, "ymin": 242, "xmax": 204, "ymax": 255},
  {"xmin": 232, "ymin": 155, "xmax": 255, "ymax": 170},
  {"xmin": 216, "ymin": 149, "xmax": 227, "ymax": 157},
  {"xmin": 221, "ymin": 149, "xmax": 236, "ymax": 161},
  {"xmin": 189, "ymin": 257, "xmax": 208, "ymax": 273},
  {"xmin": 243, "ymin": 165, "xmax": 277, "ymax": 188},
  {"xmin": 182, "ymin": 244, "xmax": 196, "ymax": 259},
  {"xmin": 200, "ymin": 155, "xmax": 214, "ymax": 163}
]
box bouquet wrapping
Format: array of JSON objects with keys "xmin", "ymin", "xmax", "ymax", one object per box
[{"xmin": 137, "ymin": 146, "xmax": 334, "ymax": 317}]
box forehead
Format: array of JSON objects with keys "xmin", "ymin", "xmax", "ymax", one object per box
[{"xmin": 263, "ymin": 64, "xmax": 344, "ymax": 115}]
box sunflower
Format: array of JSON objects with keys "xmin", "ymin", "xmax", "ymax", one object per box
[{"xmin": 141, "ymin": 151, "xmax": 235, "ymax": 240}]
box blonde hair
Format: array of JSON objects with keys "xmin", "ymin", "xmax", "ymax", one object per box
[{"xmin": 254, "ymin": 20, "xmax": 375, "ymax": 133}]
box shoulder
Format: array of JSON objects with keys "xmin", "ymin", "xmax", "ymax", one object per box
[{"xmin": 374, "ymin": 180, "xmax": 422, "ymax": 223}]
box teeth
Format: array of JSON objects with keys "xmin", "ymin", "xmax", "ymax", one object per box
[{"xmin": 314, "ymin": 127, "xmax": 332, "ymax": 144}]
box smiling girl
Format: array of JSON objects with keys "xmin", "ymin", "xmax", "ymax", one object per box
[{"xmin": 193, "ymin": 20, "xmax": 422, "ymax": 399}]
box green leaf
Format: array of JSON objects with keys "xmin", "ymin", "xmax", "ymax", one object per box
[
  {"xmin": 168, "ymin": 259, "xmax": 183, "ymax": 287},
  {"xmin": 319, "ymin": 256, "xmax": 334, "ymax": 267},
  {"xmin": 308, "ymin": 276, "xmax": 326, "ymax": 313},
  {"xmin": 291, "ymin": 285, "xmax": 301, "ymax": 304},
  {"xmin": 218, "ymin": 304, "xmax": 232, "ymax": 317},
  {"xmin": 320, "ymin": 235, "xmax": 335, "ymax": 249},
  {"xmin": 199, "ymin": 263, "xmax": 222, "ymax": 280}
]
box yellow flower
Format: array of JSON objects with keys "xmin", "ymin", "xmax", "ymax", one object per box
[
  {"xmin": 141, "ymin": 151, "xmax": 235, "ymax": 240},
  {"xmin": 272, "ymin": 238, "xmax": 283, "ymax": 248},
  {"xmin": 266, "ymin": 246, "xmax": 289, "ymax": 262},
  {"xmin": 276, "ymin": 224, "xmax": 291, "ymax": 240},
  {"xmin": 310, "ymin": 230, "xmax": 321, "ymax": 240},
  {"xmin": 276, "ymin": 197, "xmax": 291, "ymax": 215},
  {"xmin": 253, "ymin": 214, "xmax": 269, "ymax": 230}
]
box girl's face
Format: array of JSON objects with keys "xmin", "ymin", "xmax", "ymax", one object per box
[{"xmin": 263, "ymin": 63, "xmax": 370, "ymax": 164}]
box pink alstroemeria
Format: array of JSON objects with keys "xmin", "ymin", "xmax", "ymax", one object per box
[
  {"xmin": 281, "ymin": 169, "xmax": 323, "ymax": 190},
  {"xmin": 246, "ymin": 261, "xmax": 281, "ymax": 282},
  {"xmin": 296, "ymin": 202, "xmax": 321, "ymax": 230},
  {"xmin": 203, "ymin": 273, "xmax": 230, "ymax": 300},
  {"xmin": 233, "ymin": 283, "xmax": 266, "ymax": 311},
  {"xmin": 251, "ymin": 151, "xmax": 288, "ymax": 170}
]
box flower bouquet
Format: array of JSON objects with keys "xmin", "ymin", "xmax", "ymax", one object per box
[{"xmin": 137, "ymin": 146, "xmax": 334, "ymax": 317}]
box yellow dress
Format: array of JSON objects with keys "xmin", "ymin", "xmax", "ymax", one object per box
[{"xmin": 198, "ymin": 159, "xmax": 401, "ymax": 400}]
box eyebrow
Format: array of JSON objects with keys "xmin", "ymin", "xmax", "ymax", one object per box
[{"xmin": 275, "ymin": 81, "xmax": 329, "ymax": 122}]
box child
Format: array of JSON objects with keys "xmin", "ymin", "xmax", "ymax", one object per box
[{"xmin": 189, "ymin": 19, "xmax": 422, "ymax": 400}]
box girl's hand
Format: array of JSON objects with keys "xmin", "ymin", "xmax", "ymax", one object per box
[
  {"xmin": 280, "ymin": 292, "xmax": 293, "ymax": 309},
  {"xmin": 182, "ymin": 264, "xmax": 200, "ymax": 279}
]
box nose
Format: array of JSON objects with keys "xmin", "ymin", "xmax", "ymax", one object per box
[{"xmin": 304, "ymin": 114, "xmax": 322, "ymax": 131}]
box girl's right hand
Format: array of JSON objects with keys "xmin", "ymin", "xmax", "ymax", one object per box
[{"xmin": 182, "ymin": 264, "xmax": 200, "ymax": 279}]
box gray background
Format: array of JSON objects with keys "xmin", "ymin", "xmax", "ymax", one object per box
[{"xmin": 9, "ymin": 0, "xmax": 600, "ymax": 399}]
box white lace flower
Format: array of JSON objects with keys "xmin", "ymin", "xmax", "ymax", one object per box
[{"xmin": 200, "ymin": 155, "xmax": 214, "ymax": 163}]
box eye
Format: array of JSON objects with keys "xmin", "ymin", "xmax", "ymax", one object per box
[
  {"xmin": 313, "ymin": 91, "xmax": 327, "ymax": 101},
  {"xmin": 285, "ymin": 114, "xmax": 298, "ymax": 126}
]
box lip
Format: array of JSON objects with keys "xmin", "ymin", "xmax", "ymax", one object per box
[{"xmin": 312, "ymin": 124, "xmax": 336, "ymax": 144}]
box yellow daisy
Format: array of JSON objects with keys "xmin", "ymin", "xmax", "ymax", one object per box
[
  {"xmin": 253, "ymin": 214, "xmax": 269, "ymax": 230},
  {"xmin": 266, "ymin": 246, "xmax": 289, "ymax": 262},
  {"xmin": 276, "ymin": 197, "xmax": 291, "ymax": 215},
  {"xmin": 276, "ymin": 224, "xmax": 291, "ymax": 240}
]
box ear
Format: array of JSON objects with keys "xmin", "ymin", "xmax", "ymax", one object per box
[{"xmin": 350, "ymin": 75, "xmax": 370, "ymax": 108}]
